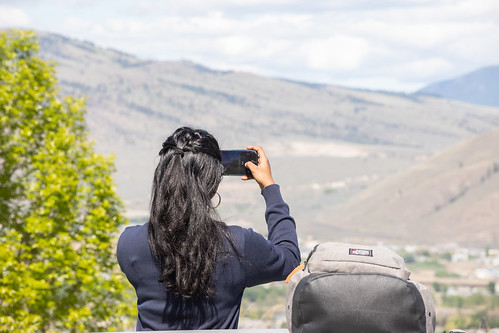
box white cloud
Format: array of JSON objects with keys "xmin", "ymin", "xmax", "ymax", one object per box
[
  {"xmin": 395, "ymin": 58, "xmax": 454, "ymax": 79},
  {"xmin": 302, "ymin": 35, "xmax": 370, "ymax": 71},
  {"xmin": 448, "ymin": 30, "xmax": 499, "ymax": 65},
  {"xmin": 442, "ymin": 0, "xmax": 499, "ymax": 19},
  {"xmin": 0, "ymin": 5, "xmax": 31, "ymax": 27},
  {"xmin": 3, "ymin": 0, "xmax": 498, "ymax": 92},
  {"xmin": 216, "ymin": 36, "xmax": 255, "ymax": 57},
  {"xmin": 344, "ymin": 4, "xmax": 497, "ymax": 50},
  {"xmin": 62, "ymin": 16, "xmax": 93, "ymax": 31},
  {"xmin": 128, "ymin": 0, "xmax": 302, "ymax": 15}
]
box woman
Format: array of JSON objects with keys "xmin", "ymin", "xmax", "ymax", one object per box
[{"xmin": 117, "ymin": 127, "xmax": 300, "ymax": 330}]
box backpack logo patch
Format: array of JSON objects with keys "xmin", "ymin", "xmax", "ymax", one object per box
[{"xmin": 349, "ymin": 248, "xmax": 373, "ymax": 257}]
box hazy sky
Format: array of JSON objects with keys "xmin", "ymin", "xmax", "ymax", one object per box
[{"xmin": 1, "ymin": 0, "xmax": 498, "ymax": 92}]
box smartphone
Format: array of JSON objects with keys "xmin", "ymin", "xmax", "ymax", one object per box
[{"xmin": 221, "ymin": 149, "xmax": 259, "ymax": 177}]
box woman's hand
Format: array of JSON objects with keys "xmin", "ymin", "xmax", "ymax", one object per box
[{"xmin": 242, "ymin": 145, "xmax": 275, "ymax": 190}]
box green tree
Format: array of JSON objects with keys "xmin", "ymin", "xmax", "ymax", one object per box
[
  {"xmin": 488, "ymin": 281, "xmax": 496, "ymax": 295},
  {"xmin": 0, "ymin": 30, "xmax": 135, "ymax": 332}
]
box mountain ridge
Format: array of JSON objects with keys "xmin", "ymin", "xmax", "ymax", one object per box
[
  {"xmin": 34, "ymin": 30, "xmax": 499, "ymax": 246},
  {"xmin": 417, "ymin": 65, "xmax": 499, "ymax": 108},
  {"xmin": 315, "ymin": 128, "xmax": 499, "ymax": 246},
  {"xmin": 37, "ymin": 31, "xmax": 499, "ymax": 149}
]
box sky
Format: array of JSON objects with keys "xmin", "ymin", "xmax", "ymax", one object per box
[{"xmin": 1, "ymin": 0, "xmax": 498, "ymax": 92}]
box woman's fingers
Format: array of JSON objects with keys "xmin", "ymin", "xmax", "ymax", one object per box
[{"xmin": 242, "ymin": 146, "xmax": 274, "ymax": 189}]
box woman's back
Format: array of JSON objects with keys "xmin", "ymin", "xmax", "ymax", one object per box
[
  {"xmin": 116, "ymin": 127, "xmax": 300, "ymax": 330},
  {"xmin": 117, "ymin": 185, "xmax": 299, "ymax": 330}
]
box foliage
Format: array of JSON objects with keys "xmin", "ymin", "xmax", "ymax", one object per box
[
  {"xmin": 442, "ymin": 294, "xmax": 488, "ymax": 308},
  {"xmin": 0, "ymin": 30, "xmax": 135, "ymax": 332},
  {"xmin": 443, "ymin": 308, "xmax": 499, "ymax": 330},
  {"xmin": 435, "ymin": 271, "xmax": 460, "ymax": 278},
  {"xmin": 432, "ymin": 282, "xmax": 447, "ymax": 293},
  {"xmin": 444, "ymin": 314, "xmax": 468, "ymax": 331},
  {"xmin": 439, "ymin": 293, "xmax": 499, "ymax": 329},
  {"xmin": 395, "ymin": 249, "xmax": 415, "ymax": 263},
  {"xmin": 406, "ymin": 259, "xmax": 445, "ymax": 272},
  {"xmin": 489, "ymin": 281, "xmax": 496, "ymax": 295},
  {"xmin": 442, "ymin": 295, "xmax": 465, "ymax": 308},
  {"xmin": 243, "ymin": 284, "xmax": 286, "ymax": 305},
  {"xmin": 438, "ymin": 251, "xmax": 452, "ymax": 261},
  {"xmin": 240, "ymin": 283, "xmax": 286, "ymax": 320}
]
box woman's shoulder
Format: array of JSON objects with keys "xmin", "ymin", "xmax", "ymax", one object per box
[
  {"xmin": 227, "ymin": 224, "xmax": 252, "ymax": 237},
  {"xmin": 119, "ymin": 222, "xmax": 148, "ymax": 239},
  {"xmin": 227, "ymin": 224, "xmax": 267, "ymax": 248},
  {"xmin": 117, "ymin": 223, "xmax": 149, "ymax": 255}
]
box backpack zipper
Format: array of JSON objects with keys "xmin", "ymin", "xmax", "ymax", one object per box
[{"xmin": 303, "ymin": 244, "xmax": 320, "ymax": 271}]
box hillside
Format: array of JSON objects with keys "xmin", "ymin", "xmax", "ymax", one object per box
[
  {"xmin": 418, "ymin": 65, "xmax": 499, "ymax": 107},
  {"xmin": 315, "ymin": 128, "xmax": 499, "ymax": 246},
  {"xmin": 38, "ymin": 32, "xmax": 499, "ymax": 151},
  {"xmin": 32, "ymin": 31, "xmax": 499, "ymax": 246},
  {"xmin": 36, "ymin": 31, "xmax": 499, "ymax": 215}
]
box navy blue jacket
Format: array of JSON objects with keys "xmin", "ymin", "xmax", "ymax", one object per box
[{"xmin": 117, "ymin": 184, "xmax": 300, "ymax": 330}]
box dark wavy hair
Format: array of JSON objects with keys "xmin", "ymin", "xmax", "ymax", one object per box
[{"xmin": 148, "ymin": 127, "xmax": 230, "ymax": 298}]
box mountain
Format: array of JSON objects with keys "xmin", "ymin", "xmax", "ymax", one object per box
[
  {"xmin": 314, "ymin": 128, "xmax": 499, "ymax": 247},
  {"xmin": 36, "ymin": 32, "xmax": 499, "ymax": 154},
  {"xmin": 417, "ymin": 65, "xmax": 499, "ymax": 108},
  {"xmin": 34, "ymin": 31, "xmax": 499, "ymax": 245}
]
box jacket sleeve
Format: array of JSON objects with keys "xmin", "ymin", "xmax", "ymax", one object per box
[{"xmin": 242, "ymin": 184, "xmax": 301, "ymax": 287}]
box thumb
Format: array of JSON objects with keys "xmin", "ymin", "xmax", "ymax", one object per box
[
  {"xmin": 241, "ymin": 161, "xmax": 256, "ymax": 181},
  {"xmin": 245, "ymin": 161, "xmax": 257, "ymax": 171}
]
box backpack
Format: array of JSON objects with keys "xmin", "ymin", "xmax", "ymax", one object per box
[{"xmin": 285, "ymin": 242, "xmax": 436, "ymax": 333}]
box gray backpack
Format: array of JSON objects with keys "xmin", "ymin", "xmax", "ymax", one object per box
[{"xmin": 286, "ymin": 242, "xmax": 436, "ymax": 333}]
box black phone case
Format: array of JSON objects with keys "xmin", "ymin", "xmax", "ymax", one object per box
[{"xmin": 221, "ymin": 150, "xmax": 258, "ymax": 176}]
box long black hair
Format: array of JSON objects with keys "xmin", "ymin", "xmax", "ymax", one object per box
[{"xmin": 148, "ymin": 127, "xmax": 230, "ymax": 298}]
